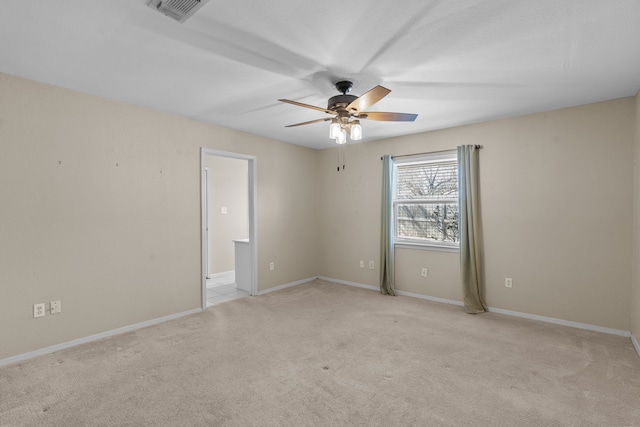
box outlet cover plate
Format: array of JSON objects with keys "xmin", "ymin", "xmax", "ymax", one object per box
[{"xmin": 34, "ymin": 303, "xmax": 45, "ymax": 318}]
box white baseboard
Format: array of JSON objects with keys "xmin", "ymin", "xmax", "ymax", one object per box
[
  {"xmin": 2, "ymin": 276, "xmax": 315, "ymax": 367},
  {"xmin": 0, "ymin": 308, "xmax": 203, "ymax": 368},
  {"xmin": 632, "ymin": 334, "xmax": 640, "ymax": 359},
  {"xmin": 485, "ymin": 306, "xmax": 631, "ymax": 337},
  {"xmin": 395, "ymin": 289, "xmax": 465, "ymax": 307},
  {"xmin": 5, "ymin": 279, "xmax": 638, "ymax": 367},
  {"xmin": 206, "ymin": 270, "xmax": 234, "ymax": 280},
  {"xmin": 318, "ymin": 276, "xmax": 378, "ymax": 291},
  {"xmin": 257, "ymin": 276, "xmax": 319, "ymax": 295},
  {"xmin": 319, "ymin": 276, "xmax": 633, "ymax": 339},
  {"xmin": 317, "ymin": 277, "xmax": 464, "ymax": 311},
  {"xmin": 319, "ymin": 276, "xmax": 464, "ymax": 308}
]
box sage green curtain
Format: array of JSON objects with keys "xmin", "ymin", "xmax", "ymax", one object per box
[
  {"xmin": 457, "ymin": 145, "xmax": 486, "ymax": 313},
  {"xmin": 380, "ymin": 155, "xmax": 396, "ymax": 296}
]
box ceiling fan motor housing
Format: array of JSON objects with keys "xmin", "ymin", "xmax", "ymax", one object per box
[{"xmin": 328, "ymin": 94, "xmax": 358, "ymax": 111}]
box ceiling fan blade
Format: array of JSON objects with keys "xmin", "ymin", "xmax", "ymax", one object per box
[
  {"xmin": 278, "ymin": 99, "xmax": 334, "ymax": 115},
  {"xmin": 346, "ymin": 85, "xmax": 391, "ymax": 112},
  {"xmin": 361, "ymin": 112, "xmax": 418, "ymax": 122},
  {"xmin": 285, "ymin": 117, "xmax": 333, "ymax": 128}
]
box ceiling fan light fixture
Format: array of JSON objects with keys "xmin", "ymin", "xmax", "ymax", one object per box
[
  {"xmin": 350, "ymin": 121, "xmax": 362, "ymax": 141},
  {"xmin": 329, "ymin": 120, "xmax": 341, "ymax": 139},
  {"xmin": 335, "ymin": 128, "xmax": 347, "ymax": 145}
]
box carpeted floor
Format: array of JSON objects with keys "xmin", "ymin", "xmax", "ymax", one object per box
[{"xmin": 2, "ymin": 279, "xmax": 640, "ymax": 426}]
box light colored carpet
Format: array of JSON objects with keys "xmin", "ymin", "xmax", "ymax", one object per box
[{"xmin": 1, "ymin": 279, "xmax": 639, "ymax": 426}]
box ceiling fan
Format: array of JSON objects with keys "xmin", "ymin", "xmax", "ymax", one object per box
[{"xmin": 279, "ymin": 81, "xmax": 417, "ymax": 144}]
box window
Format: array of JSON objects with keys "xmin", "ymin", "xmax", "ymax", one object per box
[{"xmin": 393, "ymin": 151, "xmax": 459, "ymax": 250}]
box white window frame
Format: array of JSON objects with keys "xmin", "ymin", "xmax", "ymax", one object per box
[{"xmin": 393, "ymin": 150, "xmax": 459, "ymax": 252}]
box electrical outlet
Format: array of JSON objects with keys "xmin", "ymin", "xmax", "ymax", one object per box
[
  {"xmin": 269, "ymin": 262, "xmax": 274, "ymax": 271},
  {"xmin": 368, "ymin": 260, "xmax": 374, "ymax": 270},
  {"xmin": 505, "ymin": 278, "xmax": 513, "ymax": 288},
  {"xmin": 51, "ymin": 300, "xmax": 61, "ymax": 314},
  {"xmin": 359, "ymin": 260, "xmax": 364, "ymax": 268},
  {"xmin": 33, "ymin": 303, "xmax": 45, "ymax": 318},
  {"xmin": 421, "ymin": 268, "xmax": 428, "ymax": 277}
]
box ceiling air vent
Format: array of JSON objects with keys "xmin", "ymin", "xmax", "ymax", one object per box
[{"xmin": 146, "ymin": 0, "xmax": 210, "ymax": 23}]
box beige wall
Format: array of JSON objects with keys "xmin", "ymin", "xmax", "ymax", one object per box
[
  {"xmin": 204, "ymin": 155, "xmax": 249, "ymax": 275},
  {"xmin": 0, "ymin": 73, "xmax": 319, "ymax": 360},
  {"xmin": 1, "ymin": 70, "xmax": 636, "ymax": 361},
  {"xmin": 319, "ymin": 98, "xmax": 635, "ymax": 331},
  {"xmin": 633, "ymin": 91, "xmax": 640, "ymax": 340}
]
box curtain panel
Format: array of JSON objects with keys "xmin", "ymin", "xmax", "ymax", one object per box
[
  {"xmin": 380, "ymin": 155, "xmax": 396, "ymax": 296},
  {"xmin": 457, "ymin": 145, "xmax": 486, "ymax": 313}
]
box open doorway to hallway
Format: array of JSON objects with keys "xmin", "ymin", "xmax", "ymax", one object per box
[{"xmin": 201, "ymin": 149, "xmax": 257, "ymax": 308}]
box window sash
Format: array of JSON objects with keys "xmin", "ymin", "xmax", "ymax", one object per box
[
  {"xmin": 394, "ymin": 202, "xmax": 459, "ymax": 244},
  {"xmin": 392, "ymin": 151, "xmax": 459, "ymax": 248},
  {"xmin": 394, "ymin": 198, "xmax": 457, "ymax": 205},
  {"xmin": 394, "ymin": 162, "xmax": 457, "ymax": 200}
]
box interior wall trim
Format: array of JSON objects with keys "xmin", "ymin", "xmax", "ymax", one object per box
[
  {"xmin": 395, "ymin": 289, "xmax": 465, "ymax": 307},
  {"xmin": 486, "ymin": 306, "xmax": 631, "ymax": 337},
  {"xmin": 200, "ymin": 148, "xmax": 258, "ymax": 306},
  {"xmin": 632, "ymin": 334, "xmax": 640, "ymax": 359},
  {"xmin": 4, "ymin": 280, "xmax": 637, "ymax": 367},
  {"xmin": 207, "ymin": 270, "xmax": 235, "ymax": 279},
  {"xmin": 320, "ymin": 276, "xmax": 633, "ymax": 339},
  {"xmin": 257, "ymin": 276, "xmax": 319, "ymax": 296},
  {"xmin": 0, "ymin": 308, "xmax": 203, "ymax": 368},
  {"xmin": 317, "ymin": 276, "xmax": 378, "ymax": 292}
]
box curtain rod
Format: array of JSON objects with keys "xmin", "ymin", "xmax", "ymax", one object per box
[{"xmin": 380, "ymin": 145, "xmax": 482, "ymax": 160}]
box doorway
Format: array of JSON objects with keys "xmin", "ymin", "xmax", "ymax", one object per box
[{"xmin": 201, "ymin": 148, "xmax": 257, "ymax": 309}]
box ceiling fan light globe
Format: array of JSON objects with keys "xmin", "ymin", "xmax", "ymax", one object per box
[
  {"xmin": 336, "ymin": 129, "xmax": 347, "ymax": 144},
  {"xmin": 329, "ymin": 122, "xmax": 341, "ymax": 139},
  {"xmin": 350, "ymin": 122, "xmax": 362, "ymax": 140}
]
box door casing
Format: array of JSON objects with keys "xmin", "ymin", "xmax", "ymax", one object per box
[{"xmin": 200, "ymin": 148, "xmax": 257, "ymax": 309}]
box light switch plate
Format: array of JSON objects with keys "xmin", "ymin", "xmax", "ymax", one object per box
[{"xmin": 51, "ymin": 300, "xmax": 61, "ymax": 314}]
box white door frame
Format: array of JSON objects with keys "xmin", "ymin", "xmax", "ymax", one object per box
[
  {"xmin": 203, "ymin": 167, "xmax": 211, "ymax": 279},
  {"xmin": 200, "ymin": 148, "xmax": 258, "ymax": 309}
]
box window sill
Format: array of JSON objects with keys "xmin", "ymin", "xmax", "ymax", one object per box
[{"xmin": 394, "ymin": 242, "xmax": 459, "ymax": 253}]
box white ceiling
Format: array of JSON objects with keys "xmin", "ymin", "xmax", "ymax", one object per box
[{"xmin": 1, "ymin": 1, "xmax": 639, "ymax": 150}]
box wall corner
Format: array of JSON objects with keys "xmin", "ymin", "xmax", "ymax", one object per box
[{"xmin": 631, "ymin": 90, "xmax": 640, "ymax": 343}]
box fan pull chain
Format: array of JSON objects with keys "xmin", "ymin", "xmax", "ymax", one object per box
[
  {"xmin": 343, "ymin": 146, "xmax": 346, "ymax": 170},
  {"xmin": 336, "ymin": 146, "xmax": 347, "ymax": 172}
]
